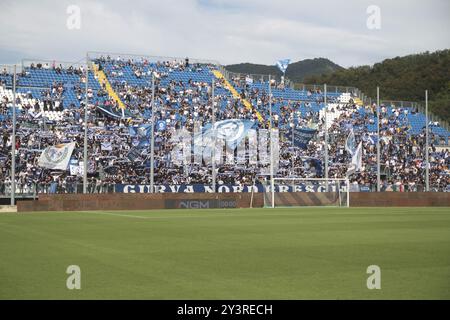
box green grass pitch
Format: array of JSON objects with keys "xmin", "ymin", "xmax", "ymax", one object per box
[{"xmin": 0, "ymin": 207, "xmax": 449, "ymax": 299}]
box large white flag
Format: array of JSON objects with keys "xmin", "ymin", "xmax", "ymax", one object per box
[
  {"xmin": 38, "ymin": 142, "xmax": 76, "ymax": 170},
  {"xmin": 347, "ymin": 142, "xmax": 362, "ymax": 176}
]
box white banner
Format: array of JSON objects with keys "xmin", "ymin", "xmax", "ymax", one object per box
[{"xmin": 38, "ymin": 142, "xmax": 75, "ymax": 170}]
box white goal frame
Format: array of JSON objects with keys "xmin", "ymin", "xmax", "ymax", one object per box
[{"xmin": 266, "ymin": 177, "xmax": 350, "ymax": 208}]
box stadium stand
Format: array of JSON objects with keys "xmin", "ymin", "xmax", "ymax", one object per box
[{"xmin": 0, "ymin": 55, "xmax": 449, "ymax": 199}]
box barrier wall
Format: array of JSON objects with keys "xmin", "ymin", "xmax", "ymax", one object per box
[
  {"xmin": 16, "ymin": 192, "xmax": 450, "ymax": 212},
  {"xmin": 349, "ymin": 192, "xmax": 450, "ymax": 207},
  {"xmin": 17, "ymin": 193, "xmax": 264, "ymax": 212}
]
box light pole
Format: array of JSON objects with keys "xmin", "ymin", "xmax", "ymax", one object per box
[
  {"xmin": 9, "ymin": 66, "xmax": 49, "ymax": 205},
  {"xmin": 377, "ymin": 87, "xmax": 381, "ymax": 192},
  {"xmin": 425, "ymin": 90, "xmax": 429, "ymax": 192},
  {"xmin": 83, "ymin": 53, "xmax": 89, "ymax": 193},
  {"xmin": 269, "ymin": 75, "xmax": 275, "ymax": 208},
  {"xmin": 150, "ymin": 74, "xmax": 155, "ymax": 193},
  {"xmin": 211, "ymin": 78, "xmax": 216, "ymax": 192},
  {"xmin": 11, "ymin": 65, "xmax": 16, "ymax": 205},
  {"xmin": 324, "ymin": 84, "xmax": 328, "ymax": 190}
]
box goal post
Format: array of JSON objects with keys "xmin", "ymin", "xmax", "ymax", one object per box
[{"xmin": 264, "ymin": 177, "xmax": 350, "ymax": 208}]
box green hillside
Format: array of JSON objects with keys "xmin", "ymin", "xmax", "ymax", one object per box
[
  {"xmin": 305, "ymin": 50, "xmax": 450, "ymax": 122},
  {"xmin": 226, "ymin": 58, "xmax": 343, "ymax": 82}
]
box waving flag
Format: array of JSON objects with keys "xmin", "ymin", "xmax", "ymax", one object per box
[
  {"xmin": 38, "ymin": 142, "xmax": 76, "ymax": 170},
  {"xmin": 156, "ymin": 120, "xmax": 167, "ymax": 131},
  {"xmin": 101, "ymin": 141, "xmax": 113, "ymax": 151},
  {"xmin": 285, "ymin": 127, "xmax": 317, "ymax": 149},
  {"xmin": 347, "ymin": 142, "xmax": 363, "ymax": 176},
  {"xmin": 304, "ymin": 157, "xmax": 323, "ymax": 176},
  {"xmin": 276, "ymin": 59, "xmax": 290, "ymax": 74},
  {"xmin": 69, "ymin": 159, "xmax": 81, "ymax": 176},
  {"xmin": 127, "ymin": 147, "xmax": 143, "ymax": 162},
  {"xmin": 129, "ymin": 124, "xmax": 152, "ymax": 137},
  {"xmin": 129, "ymin": 124, "xmax": 152, "ymax": 148},
  {"xmin": 345, "ymin": 128, "xmax": 356, "ymax": 155},
  {"xmin": 195, "ymin": 119, "xmax": 255, "ymax": 152},
  {"xmin": 96, "ymin": 105, "xmax": 133, "ymax": 119},
  {"xmin": 137, "ymin": 124, "xmax": 152, "ymax": 137}
]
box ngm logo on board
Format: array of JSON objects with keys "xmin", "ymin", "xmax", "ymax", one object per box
[{"xmin": 166, "ymin": 199, "xmax": 238, "ymax": 208}]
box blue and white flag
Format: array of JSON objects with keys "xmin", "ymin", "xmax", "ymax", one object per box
[
  {"xmin": 127, "ymin": 147, "xmax": 143, "ymax": 162},
  {"xmin": 96, "ymin": 105, "xmax": 133, "ymax": 119},
  {"xmin": 128, "ymin": 124, "xmax": 152, "ymax": 138},
  {"xmin": 285, "ymin": 127, "xmax": 317, "ymax": 149},
  {"xmin": 129, "ymin": 124, "xmax": 152, "ymax": 148},
  {"xmin": 128, "ymin": 126, "xmax": 137, "ymax": 137},
  {"xmin": 302, "ymin": 157, "xmax": 323, "ymax": 176},
  {"xmin": 195, "ymin": 119, "xmax": 255, "ymax": 151},
  {"xmin": 69, "ymin": 159, "xmax": 81, "ymax": 176},
  {"xmin": 345, "ymin": 128, "xmax": 356, "ymax": 155},
  {"xmin": 101, "ymin": 141, "xmax": 113, "ymax": 151},
  {"xmin": 347, "ymin": 142, "xmax": 363, "ymax": 176},
  {"xmin": 361, "ymin": 133, "xmax": 377, "ymax": 145},
  {"xmin": 276, "ymin": 59, "xmax": 290, "ymax": 74},
  {"xmin": 156, "ymin": 120, "xmax": 167, "ymax": 131},
  {"xmin": 38, "ymin": 142, "xmax": 76, "ymax": 170},
  {"xmin": 137, "ymin": 124, "xmax": 152, "ymax": 138},
  {"xmin": 138, "ymin": 139, "xmax": 150, "ymax": 148}
]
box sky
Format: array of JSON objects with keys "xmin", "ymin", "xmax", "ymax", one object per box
[{"xmin": 0, "ymin": 0, "xmax": 449, "ymax": 68}]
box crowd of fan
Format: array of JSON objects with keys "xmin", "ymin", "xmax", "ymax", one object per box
[{"xmin": 0, "ymin": 59, "xmax": 449, "ymax": 195}]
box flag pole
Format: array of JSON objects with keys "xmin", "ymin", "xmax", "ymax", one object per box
[
  {"xmin": 292, "ymin": 122, "xmax": 295, "ymax": 176},
  {"xmin": 150, "ymin": 74, "xmax": 155, "ymax": 193},
  {"xmin": 83, "ymin": 54, "xmax": 89, "ymax": 194},
  {"xmin": 425, "ymin": 90, "xmax": 429, "ymax": 192},
  {"xmin": 211, "ymin": 78, "xmax": 216, "ymax": 193},
  {"xmin": 377, "ymin": 87, "xmax": 381, "ymax": 192},
  {"xmin": 324, "ymin": 84, "xmax": 328, "ymax": 189},
  {"xmin": 269, "ymin": 75, "xmax": 275, "ymax": 208},
  {"xmin": 11, "ymin": 65, "xmax": 16, "ymax": 205}
]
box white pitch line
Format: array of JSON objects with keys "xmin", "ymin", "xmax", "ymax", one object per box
[
  {"xmin": 83, "ymin": 211, "xmax": 239, "ymax": 220},
  {"xmin": 83, "ymin": 211, "xmax": 152, "ymax": 219},
  {"xmin": 79, "ymin": 210, "xmax": 323, "ymax": 220}
]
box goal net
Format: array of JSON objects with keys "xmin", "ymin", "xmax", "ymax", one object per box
[{"xmin": 263, "ymin": 178, "xmax": 350, "ymax": 208}]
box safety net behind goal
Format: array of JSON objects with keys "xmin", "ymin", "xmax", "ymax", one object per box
[{"xmin": 263, "ymin": 178, "xmax": 350, "ymax": 208}]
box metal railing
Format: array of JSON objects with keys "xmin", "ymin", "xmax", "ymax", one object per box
[
  {"xmin": 0, "ymin": 182, "xmax": 117, "ymax": 197},
  {"xmin": 0, "ymin": 64, "xmax": 24, "ymax": 74},
  {"xmin": 87, "ymin": 51, "xmax": 221, "ymax": 67},
  {"xmin": 351, "ymin": 183, "xmax": 448, "ymax": 193},
  {"xmin": 223, "ymin": 69, "xmax": 360, "ymax": 94},
  {"xmin": 21, "ymin": 58, "xmax": 87, "ymax": 70}
]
